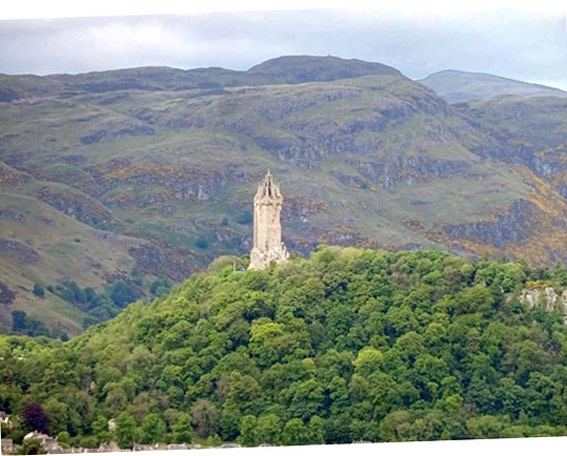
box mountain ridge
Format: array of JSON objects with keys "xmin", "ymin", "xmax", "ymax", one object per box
[
  {"xmin": 0, "ymin": 55, "xmax": 403, "ymax": 100},
  {"xmin": 1, "ymin": 55, "xmax": 567, "ymax": 335}
]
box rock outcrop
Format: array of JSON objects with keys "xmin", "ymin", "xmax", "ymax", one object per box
[
  {"xmin": 0, "ymin": 281, "xmax": 15, "ymax": 305},
  {"xmin": 0, "ymin": 239, "xmax": 41, "ymax": 265},
  {"xmin": 443, "ymin": 200, "xmax": 538, "ymax": 248},
  {"xmin": 520, "ymin": 286, "xmax": 567, "ymax": 324}
]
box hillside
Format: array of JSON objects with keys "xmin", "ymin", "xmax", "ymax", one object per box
[
  {"xmin": 2, "ymin": 248, "xmax": 567, "ymax": 449},
  {"xmin": 2, "ymin": 55, "xmax": 567, "ymax": 334},
  {"xmin": 420, "ymin": 70, "xmax": 567, "ymax": 103}
]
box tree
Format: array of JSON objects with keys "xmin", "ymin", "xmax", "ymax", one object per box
[
  {"xmin": 56, "ymin": 431, "xmax": 70, "ymax": 447},
  {"xmin": 354, "ymin": 347, "xmax": 383, "ymax": 376},
  {"xmin": 77, "ymin": 436, "xmax": 98, "ymax": 449},
  {"xmin": 327, "ymin": 376, "xmax": 349, "ymax": 415},
  {"xmin": 196, "ymin": 236, "xmax": 209, "ymax": 250},
  {"xmin": 281, "ymin": 418, "xmax": 309, "ymax": 446},
  {"xmin": 454, "ymin": 285, "xmax": 494, "ymax": 315},
  {"xmin": 85, "ymin": 287, "xmax": 98, "ymax": 304},
  {"xmin": 105, "ymin": 386, "xmax": 127, "ymax": 416},
  {"xmin": 379, "ymin": 410, "xmax": 414, "ymax": 442},
  {"xmin": 286, "ymin": 379, "xmax": 325, "ymax": 420},
  {"xmin": 33, "ymin": 283, "xmax": 45, "ymax": 298},
  {"xmin": 172, "ymin": 413, "xmax": 192, "ymax": 444},
  {"xmin": 150, "ymin": 279, "xmax": 171, "ymax": 297},
  {"xmin": 8, "ymin": 248, "xmax": 567, "ymax": 447},
  {"xmin": 256, "ymin": 414, "xmax": 282, "ymax": 445},
  {"xmin": 325, "ymin": 412, "xmax": 351, "ymax": 444},
  {"xmin": 43, "ymin": 399, "xmax": 68, "ymax": 435},
  {"xmin": 140, "ymin": 413, "xmax": 166, "ymax": 444},
  {"xmin": 115, "ymin": 412, "xmax": 136, "ymax": 449},
  {"xmin": 307, "ymin": 416, "xmax": 325, "ymax": 444},
  {"xmin": 92, "ymin": 415, "xmax": 111, "ymax": 445},
  {"xmin": 19, "ymin": 439, "xmax": 45, "ymax": 455},
  {"xmin": 11, "ymin": 310, "xmax": 27, "ymax": 332},
  {"xmin": 22, "ymin": 402, "xmax": 49, "ymax": 434},
  {"xmin": 238, "ymin": 415, "xmax": 258, "ymax": 447},
  {"xmin": 110, "ymin": 281, "xmax": 137, "ymax": 308},
  {"xmin": 466, "ymin": 416, "xmax": 504, "ymax": 439},
  {"xmin": 191, "ymin": 400, "xmax": 218, "ymax": 439}
]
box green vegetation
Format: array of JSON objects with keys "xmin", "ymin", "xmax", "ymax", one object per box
[
  {"xmin": 8, "ymin": 269, "xmax": 169, "ymax": 335},
  {"xmin": 46, "ymin": 279, "xmax": 138, "ymax": 329},
  {"xmin": 2, "ymin": 247, "xmax": 567, "ymax": 448},
  {"xmin": 19, "ymin": 438, "xmax": 46, "ymax": 455},
  {"xmin": 150, "ymin": 278, "xmax": 171, "ymax": 297},
  {"xmin": 195, "ymin": 236, "xmax": 209, "ymax": 250},
  {"xmin": 10, "ymin": 310, "xmax": 66, "ymax": 340},
  {"xmin": 32, "ymin": 283, "xmax": 45, "ymax": 298}
]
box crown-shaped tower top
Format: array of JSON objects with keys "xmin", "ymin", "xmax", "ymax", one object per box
[{"xmin": 255, "ymin": 170, "xmax": 282, "ymax": 202}]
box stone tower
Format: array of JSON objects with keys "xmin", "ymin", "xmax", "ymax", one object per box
[{"xmin": 248, "ymin": 171, "xmax": 289, "ymax": 270}]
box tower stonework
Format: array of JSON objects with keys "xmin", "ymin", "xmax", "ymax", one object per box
[{"xmin": 248, "ymin": 171, "xmax": 289, "ymax": 270}]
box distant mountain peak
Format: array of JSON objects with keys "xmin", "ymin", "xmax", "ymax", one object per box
[
  {"xmin": 247, "ymin": 54, "xmax": 402, "ymax": 83},
  {"xmin": 420, "ymin": 69, "xmax": 567, "ymax": 103}
]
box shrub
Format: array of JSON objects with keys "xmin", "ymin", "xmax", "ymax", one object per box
[
  {"xmin": 33, "ymin": 283, "xmax": 45, "ymax": 298},
  {"xmin": 196, "ymin": 236, "xmax": 209, "ymax": 250}
]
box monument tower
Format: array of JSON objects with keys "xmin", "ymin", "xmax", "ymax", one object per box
[{"xmin": 248, "ymin": 171, "xmax": 289, "ymax": 270}]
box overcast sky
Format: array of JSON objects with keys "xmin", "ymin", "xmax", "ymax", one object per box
[{"xmin": 0, "ymin": 9, "xmax": 566, "ymax": 89}]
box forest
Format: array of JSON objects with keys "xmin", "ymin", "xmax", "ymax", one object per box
[{"xmin": 2, "ymin": 247, "xmax": 567, "ymax": 449}]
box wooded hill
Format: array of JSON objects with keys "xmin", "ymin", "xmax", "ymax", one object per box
[{"xmin": 2, "ymin": 248, "xmax": 567, "ymax": 448}]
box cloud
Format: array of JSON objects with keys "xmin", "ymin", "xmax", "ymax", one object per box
[{"xmin": 0, "ymin": 9, "xmax": 565, "ymax": 89}]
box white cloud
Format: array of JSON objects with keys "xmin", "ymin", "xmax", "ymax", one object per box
[{"xmin": 0, "ymin": 9, "xmax": 565, "ymax": 89}]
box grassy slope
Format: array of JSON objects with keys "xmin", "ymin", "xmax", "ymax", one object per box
[{"xmin": 0, "ymin": 192, "xmax": 148, "ymax": 335}]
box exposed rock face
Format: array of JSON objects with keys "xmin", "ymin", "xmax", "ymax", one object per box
[
  {"xmin": 250, "ymin": 87, "xmax": 450, "ymax": 170},
  {"xmin": 106, "ymin": 165, "xmax": 234, "ymax": 204},
  {"xmin": 0, "ymin": 281, "xmax": 15, "ymax": 305},
  {"xmin": 128, "ymin": 245, "xmax": 191, "ymax": 282},
  {"xmin": 33, "ymin": 162, "xmax": 103, "ymax": 197},
  {"xmin": 281, "ymin": 196, "xmax": 327, "ymax": 221},
  {"xmin": 348, "ymin": 156, "xmax": 471, "ymax": 190},
  {"xmin": 0, "ymin": 162, "xmax": 31, "ymax": 187},
  {"xmin": 0, "ymin": 239, "xmax": 41, "ymax": 265},
  {"xmin": 443, "ymin": 200, "xmax": 539, "ymax": 248},
  {"xmin": 249, "ymin": 171, "xmax": 289, "ymax": 270},
  {"xmin": 80, "ymin": 124, "xmax": 154, "ymax": 145},
  {"xmin": 456, "ymin": 97, "xmax": 567, "ymax": 204},
  {"xmin": 0, "ymin": 87, "xmax": 21, "ymax": 102},
  {"xmin": 38, "ymin": 186, "xmax": 115, "ymax": 227},
  {"xmin": 0, "ymin": 208, "xmax": 25, "ymax": 223},
  {"xmin": 520, "ymin": 286, "xmax": 567, "ymax": 324}
]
